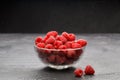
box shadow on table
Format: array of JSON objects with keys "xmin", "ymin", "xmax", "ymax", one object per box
[
  {"xmin": 34, "ymin": 67, "xmax": 75, "ymax": 80},
  {"xmin": 41, "ymin": 66, "xmax": 75, "ymax": 72}
]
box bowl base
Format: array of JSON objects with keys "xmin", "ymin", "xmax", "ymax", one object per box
[{"xmin": 47, "ymin": 64, "xmax": 73, "ymax": 70}]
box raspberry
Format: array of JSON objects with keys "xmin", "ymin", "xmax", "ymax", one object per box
[
  {"xmin": 37, "ymin": 43, "xmax": 45, "ymax": 48},
  {"xmin": 85, "ymin": 65, "xmax": 95, "ymax": 75},
  {"xmin": 35, "ymin": 36, "xmax": 43, "ymax": 44},
  {"xmin": 72, "ymin": 42, "xmax": 82, "ymax": 48},
  {"xmin": 69, "ymin": 33, "xmax": 76, "ymax": 41},
  {"xmin": 45, "ymin": 44, "xmax": 54, "ymax": 49},
  {"xmin": 55, "ymin": 55, "xmax": 66, "ymax": 64},
  {"xmin": 44, "ymin": 50, "xmax": 51, "ymax": 55},
  {"xmin": 47, "ymin": 55, "xmax": 56, "ymax": 63},
  {"xmin": 43, "ymin": 35, "xmax": 49, "ymax": 43},
  {"xmin": 46, "ymin": 31, "xmax": 58, "ymax": 37},
  {"xmin": 67, "ymin": 50, "xmax": 76, "ymax": 58},
  {"xmin": 45, "ymin": 36, "xmax": 55, "ymax": 44},
  {"xmin": 56, "ymin": 35, "xmax": 60, "ymax": 40},
  {"xmin": 59, "ymin": 45, "xmax": 67, "ymax": 49},
  {"xmin": 56, "ymin": 35, "xmax": 67, "ymax": 43},
  {"xmin": 54, "ymin": 40, "xmax": 63, "ymax": 49},
  {"xmin": 74, "ymin": 68, "xmax": 83, "ymax": 77},
  {"xmin": 75, "ymin": 49, "xmax": 83, "ymax": 57},
  {"xmin": 62, "ymin": 32, "xmax": 70, "ymax": 40},
  {"xmin": 77, "ymin": 39, "xmax": 87, "ymax": 47},
  {"xmin": 65, "ymin": 41, "xmax": 72, "ymax": 48}
]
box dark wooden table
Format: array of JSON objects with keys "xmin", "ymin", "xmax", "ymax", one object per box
[{"xmin": 0, "ymin": 34, "xmax": 120, "ymax": 80}]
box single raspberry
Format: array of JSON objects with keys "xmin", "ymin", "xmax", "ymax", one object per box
[
  {"xmin": 74, "ymin": 68, "xmax": 83, "ymax": 77},
  {"xmin": 43, "ymin": 50, "xmax": 51, "ymax": 55},
  {"xmin": 35, "ymin": 36, "xmax": 43, "ymax": 44},
  {"xmin": 65, "ymin": 41, "xmax": 72, "ymax": 48},
  {"xmin": 56, "ymin": 35, "xmax": 67, "ymax": 43},
  {"xmin": 45, "ymin": 44, "xmax": 54, "ymax": 49},
  {"xmin": 45, "ymin": 36, "xmax": 55, "ymax": 44},
  {"xmin": 69, "ymin": 33, "xmax": 76, "ymax": 41},
  {"xmin": 85, "ymin": 65, "xmax": 95, "ymax": 75},
  {"xmin": 55, "ymin": 55, "xmax": 66, "ymax": 64},
  {"xmin": 54, "ymin": 40, "xmax": 63, "ymax": 49},
  {"xmin": 43, "ymin": 35, "xmax": 49, "ymax": 43},
  {"xmin": 62, "ymin": 32, "xmax": 70, "ymax": 40},
  {"xmin": 37, "ymin": 43, "xmax": 45, "ymax": 48},
  {"xmin": 47, "ymin": 55, "xmax": 56, "ymax": 63},
  {"xmin": 75, "ymin": 49, "xmax": 83, "ymax": 57},
  {"xmin": 56, "ymin": 35, "xmax": 60, "ymax": 40},
  {"xmin": 77, "ymin": 39, "xmax": 87, "ymax": 47},
  {"xmin": 72, "ymin": 42, "xmax": 82, "ymax": 48},
  {"xmin": 59, "ymin": 45, "xmax": 67, "ymax": 49},
  {"xmin": 46, "ymin": 31, "xmax": 58, "ymax": 37},
  {"xmin": 67, "ymin": 50, "xmax": 76, "ymax": 58}
]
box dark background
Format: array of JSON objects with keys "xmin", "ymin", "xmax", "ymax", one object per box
[{"xmin": 0, "ymin": 0, "xmax": 120, "ymax": 33}]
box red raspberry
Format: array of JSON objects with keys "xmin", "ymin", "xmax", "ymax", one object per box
[
  {"xmin": 45, "ymin": 44, "xmax": 54, "ymax": 49},
  {"xmin": 46, "ymin": 31, "xmax": 58, "ymax": 37},
  {"xmin": 37, "ymin": 43, "xmax": 45, "ymax": 48},
  {"xmin": 59, "ymin": 45, "xmax": 67, "ymax": 49},
  {"xmin": 72, "ymin": 42, "xmax": 82, "ymax": 48},
  {"xmin": 56, "ymin": 35, "xmax": 67, "ymax": 43},
  {"xmin": 85, "ymin": 65, "xmax": 95, "ymax": 75},
  {"xmin": 67, "ymin": 50, "xmax": 76, "ymax": 58},
  {"xmin": 65, "ymin": 41, "xmax": 72, "ymax": 48},
  {"xmin": 35, "ymin": 36, "xmax": 43, "ymax": 44},
  {"xmin": 54, "ymin": 40, "xmax": 63, "ymax": 49},
  {"xmin": 77, "ymin": 39, "xmax": 87, "ymax": 47},
  {"xmin": 45, "ymin": 36, "xmax": 55, "ymax": 44},
  {"xmin": 56, "ymin": 35, "xmax": 60, "ymax": 40},
  {"xmin": 69, "ymin": 33, "xmax": 76, "ymax": 41},
  {"xmin": 43, "ymin": 35, "xmax": 49, "ymax": 43},
  {"xmin": 62, "ymin": 32, "xmax": 70, "ymax": 40},
  {"xmin": 75, "ymin": 49, "xmax": 83, "ymax": 57},
  {"xmin": 43, "ymin": 50, "xmax": 51, "ymax": 55},
  {"xmin": 55, "ymin": 55, "xmax": 66, "ymax": 64},
  {"xmin": 74, "ymin": 68, "xmax": 83, "ymax": 77},
  {"xmin": 47, "ymin": 55, "xmax": 56, "ymax": 63}
]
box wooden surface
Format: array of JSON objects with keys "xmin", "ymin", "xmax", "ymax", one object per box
[{"xmin": 0, "ymin": 34, "xmax": 120, "ymax": 80}]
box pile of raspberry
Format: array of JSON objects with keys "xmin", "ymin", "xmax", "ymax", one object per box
[
  {"xmin": 35, "ymin": 31, "xmax": 87, "ymax": 65},
  {"xmin": 35, "ymin": 31, "xmax": 87, "ymax": 49}
]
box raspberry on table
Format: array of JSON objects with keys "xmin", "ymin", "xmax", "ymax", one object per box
[
  {"xmin": 84, "ymin": 65, "xmax": 95, "ymax": 75},
  {"xmin": 74, "ymin": 68, "xmax": 83, "ymax": 77}
]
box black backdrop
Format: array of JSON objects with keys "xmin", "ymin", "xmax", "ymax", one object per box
[{"xmin": 0, "ymin": 0, "xmax": 120, "ymax": 33}]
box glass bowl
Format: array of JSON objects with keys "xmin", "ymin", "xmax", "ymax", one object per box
[{"xmin": 34, "ymin": 45, "xmax": 85, "ymax": 70}]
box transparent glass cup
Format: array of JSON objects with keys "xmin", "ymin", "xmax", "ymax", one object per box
[{"xmin": 34, "ymin": 45, "xmax": 85, "ymax": 70}]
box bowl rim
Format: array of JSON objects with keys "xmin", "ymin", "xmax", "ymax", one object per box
[{"xmin": 34, "ymin": 44, "xmax": 86, "ymax": 51}]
